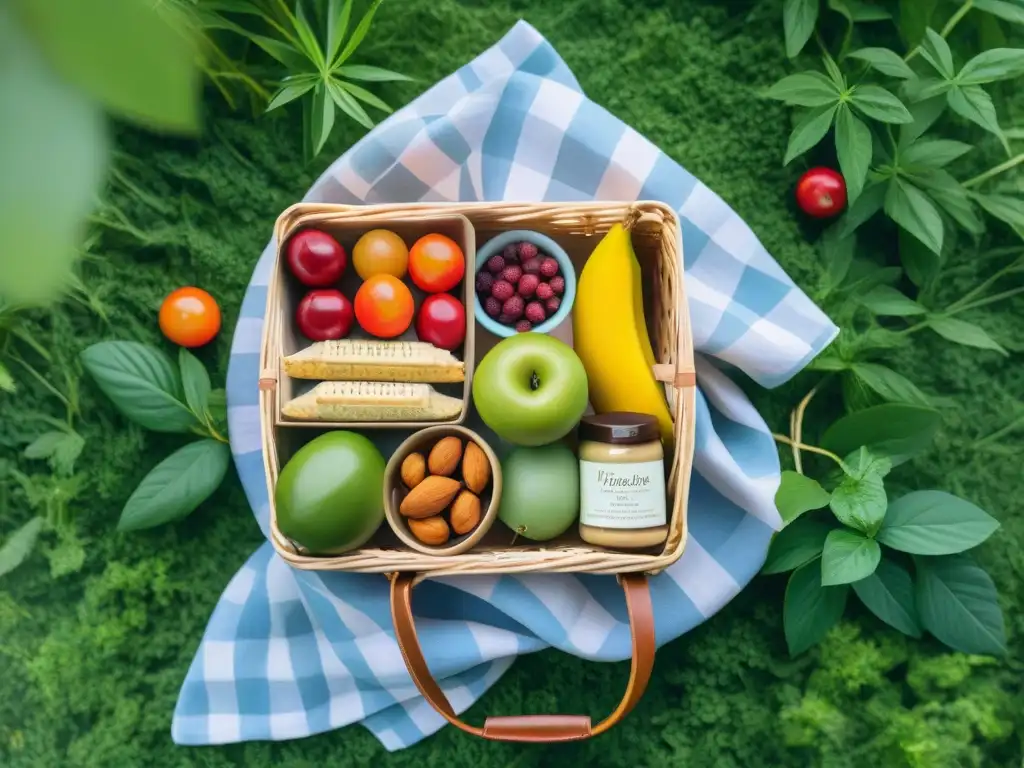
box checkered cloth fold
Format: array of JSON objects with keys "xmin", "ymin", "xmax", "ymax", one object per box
[{"xmin": 172, "ymin": 20, "xmax": 837, "ymax": 750}]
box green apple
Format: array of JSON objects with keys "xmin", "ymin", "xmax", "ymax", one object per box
[
  {"xmin": 473, "ymin": 333, "xmax": 588, "ymax": 446},
  {"xmin": 498, "ymin": 443, "xmax": 580, "ymax": 541},
  {"xmin": 276, "ymin": 431, "xmax": 386, "ymax": 552}
]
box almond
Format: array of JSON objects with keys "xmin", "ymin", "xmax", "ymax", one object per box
[
  {"xmin": 428, "ymin": 436, "xmax": 463, "ymax": 476},
  {"xmin": 400, "ymin": 452, "xmax": 427, "ymax": 489},
  {"xmin": 461, "ymin": 441, "xmax": 491, "ymax": 494},
  {"xmin": 450, "ymin": 490, "xmax": 481, "ymax": 535},
  {"xmin": 399, "ymin": 475, "xmax": 461, "ymax": 519},
  {"xmin": 408, "ymin": 515, "xmax": 450, "ymax": 546}
]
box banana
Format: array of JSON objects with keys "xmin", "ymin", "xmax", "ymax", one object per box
[{"xmin": 572, "ymin": 223, "xmax": 674, "ymax": 447}]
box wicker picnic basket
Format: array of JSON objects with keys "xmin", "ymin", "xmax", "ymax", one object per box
[{"xmin": 259, "ymin": 201, "xmax": 697, "ymax": 743}]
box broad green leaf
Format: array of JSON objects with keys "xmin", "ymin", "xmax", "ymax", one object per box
[
  {"xmin": 15, "ymin": 0, "xmax": 200, "ymax": 133},
  {"xmin": 783, "ymin": 0, "xmax": 820, "ymax": 58},
  {"xmin": 852, "ymin": 557, "xmax": 922, "ymax": 637},
  {"xmin": 207, "ymin": 388, "xmax": 227, "ymax": 426},
  {"xmin": 835, "ymin": 106, "xmax": 872, "ymax": 203},
  {"xmin": 899, "ymin": 228, "xmax": 940, "ymax": 288},
  {"xmin": 0, "ymin": 517, "xmax": 44, "ymax": 578},
  {"xmin": 310, "ymin": 82, "xmax": 337, "ymax": 157},
  {"xmin": 859, "ymin": 285, "xmax": 926, "ymax": 316},
  {"xmin": 765, "ymin": 73, "xmax": 841, "ymax": 107},
  {"xmin": 784, "ymin": 105, "xmax": 838, "ymax": 165},
  {"xmin": 919, "ymin": 28, "xmax": 955, "ymax": 79},
  {"xmin": 839, "ymin": 182, "xmax": 886, "ymax": 236},
  {"xmin": 878, "ymin": 491, "xmax": 1000, "ymax": 554},
  {"xmin": 336, "ymin": 0, "xmax": 384, "ymax": 65},
  {"xmin": 850, "ymin": 363, "xmax": 932, "ymax": 406},
  {"xmin": 974, "ymin": 0, "xmax": 1024, "ymax": 26},
  {"xmin": 784, "ymin": 560, "xmax": 849, "ymax": 655},
  {"xmin": 763, "ymin": 516, "xmax": 832, "ymax": 575},
  {"xmin": 900, "ymin": 139, "xmax": 973, "ymax": 168},
  {"xmin": 326, "ymin": 0, "xmax": 354, "ymax": 64},
  {"xmin": 850, "ymin": 85, "xmax": 913, "ymax": 123},
  {"xmin": 328, "ymin": 80, "xmax": 374, "ymax": 129},
  {"xmin": 337, "ymin": 64, "xmax": 413, "ymax": 82},
  {"xmin": 204, "ymin": 13, "xmax": 310, "ymax": 70},
  {"xmin": 819, "ymin": 226, "xmax": 857, "ymax": 294},
  {"xmin": 808, "ymin": 355, "xmax": 849, "ymax": 372},
  {"xmin": 339, "ymin": 81, "xmax": 393, "ymax": 114},
  {"xmin": 830, "ymin": 463, "xmax": 887, "ymax": 534},
  {"xmin": 822, "ymin": 55, "xmax": 847, "ymax": 89},
  {"xmin": 80, "ymin": 341, "xmax": 197, "ymax": 433},
  {"xmin": 915, "ymin": 554, "xmax": 1006, "ymax": 656},
  {"xmin": 843, "ymin": 446, "xmax": 893, "ymax": 480},
  {"xmin": 776, "ymin": 471, "xmax": 832, "ymax": 526},
  {"xmin": 959, "ymin": 48, "xmax": 1024, "ymax": 84},
  {"xmin": 179, "ymin": 348, "xmax": 212, "ymax": 419},
  {"xmin": 841, "ymin": 261, "xmax": 903, "ymax": 297},
  {"xmin": 885, "ymin": 178, "xmax": 943, "ymax": 254},
  {"xmin": 821, "ymin": 404, "xmax": 940, "ymax": 466},
  {"xmin": 118, "ymin": 439, "xmax": 231, "ymax": 532},
  {"xmin": 898, "ymin": 97, "xmax": 947, "ymax": 148},
  {"xmin": 825, "ymin": 404, "xmax": 937, "ymax": 459},
  {"xmin": 0, "ymin": 18, "xmax": 107, "ymax": 306},
  {"xmin": 948, "ymin": 85, "xmax": 1004, "ymax": 146},
  {"xmin": 907, "ymin": 78, "xmax": 954, "ymax": 101},
  {"xmin": 848, "ymin": 47, "xmax": 916, "ymax": 79},
  {"xmin": 23, "ymin": 430, "xmax": 84, "ymax": 475},
  {"xmin": 828, "ymin": 0, "xmax": 891, "ymax": 23},
  {"xmin": 898, "ymin": 0, "xmax": 938, "ymax": 46},
  {"xmin": 922, "ymin": 177, "xmax": 985, "ymax": 235},
  {"xmin": 974, "ymin": 193, "xmax": 1024, "ymax": 235},
  {"xmin": 266, "ymin": 81, "xmax": 316, "ymax": 112},
  {"xmin": 927, "ymin": 316, "xmax": 1007, "ymax": 354},
  {"xmin": 821, "ymin": 528, "xmax": 881, "ymax": 586},
  {"xmin": 0, "ymin": 361, "xmax": 14, "ymax": 392}
]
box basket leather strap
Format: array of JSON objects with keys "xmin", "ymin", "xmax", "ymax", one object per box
[{"xmin": 389, "ymin": 572, "xmax": 655, "ymax": 743}]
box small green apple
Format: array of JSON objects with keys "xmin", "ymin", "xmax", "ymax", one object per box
[
  {"xmin": 472, "ymin": 333, "xmax": 588, "ymax": 446},
  {"xmin": 498, "ymin": 443, "xmax": 580, "ymax": 541}
]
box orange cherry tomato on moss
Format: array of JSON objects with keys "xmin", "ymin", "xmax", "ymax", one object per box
[
  {"xmin": 159, "ymin": 287, "xmax": 221, "ymax": 348},
  {"xmin": 796, "ymin": 167, "xmax": 847, "ymax": 218},
  {"xmin": 354, "ymin": 274, "xmax": 414, "ymax": 338},
  {"xmin": 408, "ymin": 233, "xmax": 465, "ymax": 293}
]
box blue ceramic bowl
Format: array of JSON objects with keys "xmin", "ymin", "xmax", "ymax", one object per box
[{"xmin": 474, "ymin": 230, "xmax": 576, "ymax": 337}]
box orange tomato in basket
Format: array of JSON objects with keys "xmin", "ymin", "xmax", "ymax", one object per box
[
  {"xmin": 408, "ymin": 233, "xmax": 465, "ymax": 293},
  {"xmin": 159, "ymin": 287, "xmax": 221, "ymax": 347},
  {"xmin": 355, "ymin": 274, "xmax": 415, "ymax": 338}
]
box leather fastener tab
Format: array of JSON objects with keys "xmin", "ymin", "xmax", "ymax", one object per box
[{"xmin": 482, "ymin": 715, "xmax": 592, "ymax": 743}]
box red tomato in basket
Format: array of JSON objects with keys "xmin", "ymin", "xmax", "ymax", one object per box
[
  {"xmin": 296, "ymin": 289, "xmax": 354, "ymax": 340},
  {"xmin": 416, "ymin": 293, "xmax": 466, "ymax": 350},
  {"xmin": 408, "ymin": 234, "xmax": 465, "ymax": 293},
  {"xmin": 355, "ymin": 275, "xmax": 415, "ymax": 338},
  {"xmin": 287, "ymin": 229, "xmax": 347, "ymax": 286},
  {"xmin": 796, "ymin": 167, "xmax": 847, "ymax": 218}
]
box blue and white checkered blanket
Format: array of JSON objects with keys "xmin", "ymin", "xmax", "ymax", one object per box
[{"xmin": 172, "ymin": 21, "xmax": 837, "ymax": 750}]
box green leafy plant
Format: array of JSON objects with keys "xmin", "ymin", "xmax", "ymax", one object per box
[
  {"xmin": 770, "ymin": 0, "xmax": 1024, "ymax": 257},
  {"xmin": 766, "ymin": 431, "xmax": 1005, "ymax": 657},
  {"xmin": 80, "ymin": 341, "xmax": 230, "ymax": 532},
  {"xmin": 1, "ymin": 0, "xmax": 201, "ymax": 307},
  {"xmin": 202, "ymin": 0, "xmax": 412, "ymax": 159}
]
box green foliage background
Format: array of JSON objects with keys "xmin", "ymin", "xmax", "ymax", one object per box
[{"xmin": 1, "ymin": 0, "xmax": 1022, "ymax": 765}]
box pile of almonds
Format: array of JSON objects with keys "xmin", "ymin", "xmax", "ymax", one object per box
[{"xmin": 399, "ymin": 435, "xmax": 492, "ymax": 546}]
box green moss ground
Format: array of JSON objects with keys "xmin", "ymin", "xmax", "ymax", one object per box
[{"xmin": 1, "ymin": 0, "xmax": 1022, "ymax": 765}]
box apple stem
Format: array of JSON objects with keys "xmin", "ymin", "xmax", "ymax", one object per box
[
  {"xmin": 511, "ymin": 526, "xmax": 526, "ymax": 546},
  {"xmin": 530, "ymin": 372, "xmax": 540, "ymax": 391}
]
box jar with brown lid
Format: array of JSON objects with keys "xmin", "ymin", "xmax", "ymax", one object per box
[{"xmin": 577, "ymin": 412, "xmax": 668, "ymax": 549}]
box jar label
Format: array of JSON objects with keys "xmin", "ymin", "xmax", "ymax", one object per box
[{"xmin": 579, "ymin": 459, "xmax": 666, "ymax": 530}]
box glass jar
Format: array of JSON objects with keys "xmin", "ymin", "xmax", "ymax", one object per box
[{"xmin": 578, "ymin": 412, "xmax": 668, "ymax": 549}]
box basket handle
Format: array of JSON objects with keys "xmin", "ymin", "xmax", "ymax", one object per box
[{"xmin": 389, "ymin": 571, "xmax": 655, "ymax": 743}]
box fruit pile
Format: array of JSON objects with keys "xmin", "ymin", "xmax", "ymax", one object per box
[
  {"xmin": 287, "ymin": 228, "xmax": 467, "ymax": 351},
  {"xmin": 398, "ymin": 435, "xmax": 492, "ymax": 546},
  {"xmin": 475, "ymin": 240, "xmax": 567, "ymax": 332}
]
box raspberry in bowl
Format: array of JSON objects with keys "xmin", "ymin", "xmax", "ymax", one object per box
[{"xmin": 473, "ymin": 230, "xmax": 576, "ymax": 337}]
